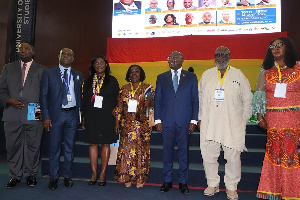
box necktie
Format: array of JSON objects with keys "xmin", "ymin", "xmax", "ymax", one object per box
[
  {"xmin": 63, "ymin": 69, "xmax": 68, "ymax": 85},
  {"xmin": 20, "ymin": 63, "xmax": 27, "ymax": 97},
  {"xmin": 62, "ymin": 69, "xmax": 68, "ymax": 105},
  {"xmin": 173, "ymin": 71, "xmax": 178, "ymax": 92},
  {"xmin": 22, "ymin": 63, "xmax": 26, "ymax": 86}
]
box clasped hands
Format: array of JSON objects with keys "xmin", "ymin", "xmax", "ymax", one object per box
[{"xmin": 155, "ymin": 123, "xmax": 196, "ymax": 134}]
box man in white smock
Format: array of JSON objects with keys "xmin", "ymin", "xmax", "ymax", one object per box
[{"xmin": 198, "ymin": 46, "xmax": 253, "ymax": 200}]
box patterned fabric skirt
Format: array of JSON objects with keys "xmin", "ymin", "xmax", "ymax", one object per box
[
  {"xmin": 114, "ymin": 120, "xmax": 151, "ymax": 184},
  {"xmin": 257, "ymin": 109, "xmax": 300, "ymax": 200}
]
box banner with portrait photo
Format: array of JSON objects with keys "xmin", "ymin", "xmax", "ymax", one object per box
[{"xmin": 112, "ymin": 0, "xmax": 281, "ymax": 38}]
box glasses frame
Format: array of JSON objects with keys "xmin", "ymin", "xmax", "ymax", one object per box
[
  {"xmin": 269, "ymin": 42, "xmax": 284, "ymax": 50},
  {"xmin": 214, "ymin": 52, "xmax": 230, "ymax": 58},
  {"xmin": 94, "ymin": 61, "xmax": 106, "ymax": 67}
]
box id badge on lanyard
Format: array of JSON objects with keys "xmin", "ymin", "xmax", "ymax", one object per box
[
  {"xmin": 128, "ymin": 99, "xmax": 138, "ymax": 113},
  {"xmin": 274, "ymin": 61, "xmax": 287, "ymax": 98},
  {"xmin": 94, "ymin": 96, "xmax": 103, "ymax": 108},
  {"xmin": 274, "ymin": 83, "xmax": 287, "ymax": 98},
  {"xmin": 62, "ymin": 70, "xmax": 72, "ymax": 102},
  {"xmin": 214, "ymin": 89, "xmax": 224, "ymax": 102},
  {"xmin": 67, "ymin": 93, "xmax": 72, "ymax": 102},
  {"xmin": 215, "ymin": 66, "xmax": 229, "ymax": 104}
]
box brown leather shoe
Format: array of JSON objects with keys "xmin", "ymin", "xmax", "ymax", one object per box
[
  {"xmin": 226, "ymin": 190, "xmax": 239, "ymax": 200},
  {"xmin": 204, "ymin": 186, "xmax": 220, "ymax": 196}
]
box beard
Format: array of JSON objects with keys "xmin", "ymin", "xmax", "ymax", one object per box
[{"xmin": 216, "ymin": 60, "xmax": 229, "ymax": 70}]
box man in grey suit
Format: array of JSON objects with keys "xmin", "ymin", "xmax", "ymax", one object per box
[
  {"xmin": 0, "ymin": 42, "xmax": 46, "ymax": 188},
  {"xmin": 40, "ymin": 48, "xmax": 82, "ymax": 190}
]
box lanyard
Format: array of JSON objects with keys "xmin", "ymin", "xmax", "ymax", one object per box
[
  {"xmin": 60, "ymin": 70, "xmax": 71, "ymax": 92},
  {"xmin": 130, "ymin": 82, "xmax": 142, "ymax": 98},
  {"xmin": 96, "ymin": 75, "xmax": 105, "ymax": 94},
  {"xmin": 217, "ymin": 66, "xmax": 230, "ymax": 88},
  {"xmin": 275, "ymin": 61, "xmax": 286, "ymax": 82}
]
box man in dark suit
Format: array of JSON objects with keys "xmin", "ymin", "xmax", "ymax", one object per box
[
  {"xmin": 0, "ymin": 42, "xmax": 46, "ymax": 188},
  {"xmin": 40, "ymin": 48, "xmax": 82, "ymax": 190},
  {"xmin": 114, "ymin": 0, "xmax": 142, "ymax": 10},
  {"xmin": 154, "ymin": 51, "xmax": 199, "ymax": 194}
]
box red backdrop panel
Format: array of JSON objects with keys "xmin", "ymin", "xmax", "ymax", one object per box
[{"xmin": 107, "ymin": 32, "xmax": 287, "ymax": 63}]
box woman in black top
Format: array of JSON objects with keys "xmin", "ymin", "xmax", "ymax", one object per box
[{"xmin": 82, "ymin": 55, "xmax": 119, "ymax": 186}]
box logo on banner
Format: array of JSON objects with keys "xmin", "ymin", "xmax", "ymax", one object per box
[{"xmin": 10, "ymin": 0, "xmax": 37, "ymax": 62}]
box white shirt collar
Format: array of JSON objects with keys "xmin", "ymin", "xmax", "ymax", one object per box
[
  {"xmin": 171, "ymin": 67, "xmax": 182, "ymax": 76},
  {"xmin": 121, "ymin": 2, "xmax": 138, "ymax": 10},
  {"xmin": 59, "ymin": 65, "xmax": 71, "ymax": 73}
]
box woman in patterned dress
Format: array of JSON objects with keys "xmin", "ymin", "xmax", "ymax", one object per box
[
  {"xmin": 113, "ymin": 65, "xmax": 154, "ymax": 188},
  {"xmin": 253, "ymin": 37, "xmax": 300, "ymax": 199}
]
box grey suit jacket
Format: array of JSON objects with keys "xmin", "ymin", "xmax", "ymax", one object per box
[{"xmin": 0, "ymin": 61, "xmax": 47, "ymax": 124}]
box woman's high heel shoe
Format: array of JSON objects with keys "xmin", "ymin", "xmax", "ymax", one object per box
[
  {"xmin": 88, "ymin": 174, "xmax": 99, "ymax": 185},
  {"xmin": 98, "ymin": 174, "xmax": 106, "ymax": 186},
  {"xmin": 98, "ymin": 181, "xmax": 106, "ymax": 186}
]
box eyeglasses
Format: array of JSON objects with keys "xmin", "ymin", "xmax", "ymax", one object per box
[
  {"xmin": 215, "ymin": 53, "xmax": 230, "ymax": 58},
  {"xmin": 269, "ymin": 42, "xmax": 284, "ymax": 50},
  {"xmin": 167, "ymin": 56, "xmax": 181, "ymax": 61},
  {"xmin": 94, "ymin": 61, "xmax": 106, "ymax": 66},
  {"xmin": 61, "ymin": 52, "xmax": 73, "ymax": 57}
]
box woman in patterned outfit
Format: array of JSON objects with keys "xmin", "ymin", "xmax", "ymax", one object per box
[
  {"xmin": 113, "ymin": 65, "xmax": 154, "ymax": 188},
  {"xmin": 253, "ymin": 37, "xmax": 300, "ymax": 199}
]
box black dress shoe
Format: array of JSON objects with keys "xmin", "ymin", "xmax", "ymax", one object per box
[
  {"xmin": 179, "ymin": 183, "xmax": 189, "ymax": 194},
  {"xmin": 160, "ymin": 182, "xmax": 173, "ymax": 192},
  {"xmin": 26, "ymin": 176, "xmax": 37, "ymax": 187},
  {"xmin": 64, "ymin": 178, "xmax": 73, "ymax": 187},
  {"xmin": 48, "ymin": 179, "xmax": 58, "ymax": 190},
  {"xmin": 5, "ymin": 179, "xmax": 21, "ymax": 188},
  {"xmin": 98, "ymin": 181, "xmax": 106, "ymax": 186}
]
